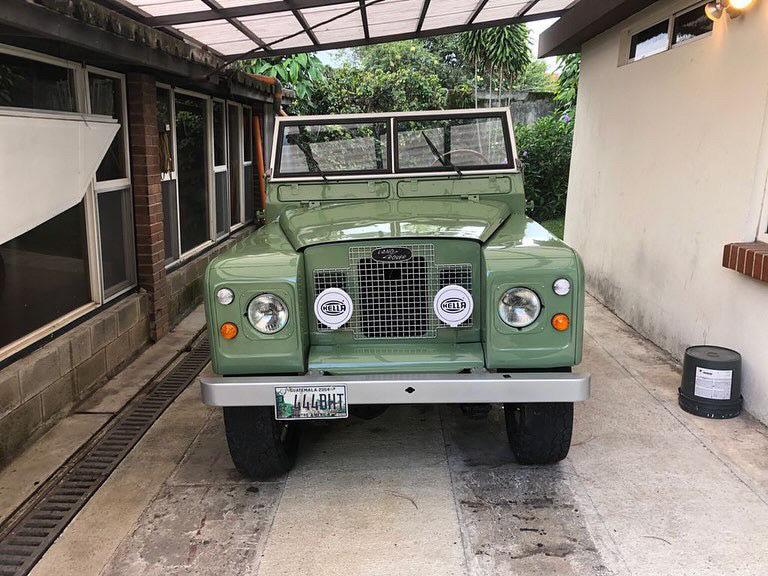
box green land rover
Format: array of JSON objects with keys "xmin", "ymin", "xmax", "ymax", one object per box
[{"xmin": 201, "ymin": 109, "xmax": 590, "ymax": 479}]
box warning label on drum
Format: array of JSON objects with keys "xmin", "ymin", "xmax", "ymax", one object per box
[{"xmin": 694, "ymin": 367, "xmax": 733, "ymax": 400}]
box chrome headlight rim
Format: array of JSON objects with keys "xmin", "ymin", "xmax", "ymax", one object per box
[
  {"xmin": 498, "ymin": 287, "xmax": 542, "ymax": 329},
  {"xmin": 246, "ymin": 293, "xmax": 289, "ymax": 334}
]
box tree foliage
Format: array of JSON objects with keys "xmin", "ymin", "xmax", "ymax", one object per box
[
  {"xmin": 554, "ymin": 53, "xmax": 580, "ymax": 112},
  {"xmin": 459, "ymin": 25, "xmax": 531, "ymax": 105},
  {"xmin": 514, "ymin": 60, "xmax": 556, "ymax": 92},
  {"xmin": 240, "ymin": 53, "xmax": 325, "ymax": 101},
  {"xmin": 304, "ymin": 65, "xmax": 446, "ymax": 114},
  {"xmin": 515, "ymin": 114, "xmax": 574, "ymax": 221}
]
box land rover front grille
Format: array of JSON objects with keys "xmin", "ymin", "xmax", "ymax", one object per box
[{"xmin": 313, "ymin": 244, "xmax": 472, "ymax": 339}]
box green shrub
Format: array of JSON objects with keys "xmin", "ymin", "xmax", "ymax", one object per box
[{"xmin": 515, "ymin": 113, "xmax": 574, "ymax": 221}]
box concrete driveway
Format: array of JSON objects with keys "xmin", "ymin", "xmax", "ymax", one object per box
[{"xmin": 12, "ymin": 296, "xmax": 768, "ymax": 576}]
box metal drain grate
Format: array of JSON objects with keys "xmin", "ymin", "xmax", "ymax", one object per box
[{"xmin": 0, "ymin": 337, "xmax": 210, "ymax": 576}]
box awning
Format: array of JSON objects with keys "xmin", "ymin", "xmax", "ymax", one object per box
[
  {"xmin": 117, "ymin": 0, "xmax": 575, "ymax": 59},
  {"xmin": 0, "ymin": 109, "xmax": 119, "ymax": 245}
]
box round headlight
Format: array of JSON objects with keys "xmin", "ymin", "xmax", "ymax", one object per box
[
  {"xmin": 216, "ymin": 287, "xmax": 235, "ymax": 305},
  {"xmin": 553, "ymin": 278, "xmax": 571, "ymax": 296},
  {"xmin": 499, "ymin": 287, "xmax": 541, "ymax": 328},
  {"xmin": 247, "ymin": 293, "xmax": 289, "ymax": 334}
]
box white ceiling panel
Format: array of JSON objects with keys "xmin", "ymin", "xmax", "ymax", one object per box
[
  {"xmin": 129, "ymin": 0, "xmax": 210, "ymax": 17},
  {"xmin": 175, "ymin": 19, "xmax": 249, "ymax": 44},
  {"xmin": 239, "ymin": 11, "xmax": 305, "ymax": 39},
  {"xmin": 367, "ymin": 0, "xmax": 424, "ymax": 25},
  {"xmin": 208, "ymin": 39, "xmax": 260, "ymax": 55},
  {"xmin": 301, "ymin": 3, "xmax": 364, "ymax": 42},
  {"xmin": 422, "ymin": 0, "xmax": 475, "ymax": 30},
  {"xmin": 473, "ymin": 0, "xmax": 529, "ymax": 23},
  {"xmin": 217, "ymin": 0, "xmax": 277, "ymax": 7}
]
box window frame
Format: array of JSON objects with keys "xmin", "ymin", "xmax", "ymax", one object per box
[
  {"xmin": 624, "ymin": 1, "xmax": 713, "ymax": 65},
  {"xmin": 228, "ymin": 102, "xmax": 246, "ymax": 231},
  {"xmin": 86, "ymin": 66, "xmax": 136, "ymax": 301},
  {"xmin": 174, "ymin": 87, "xmax": 214, "ymax": 262},
  {"xmin": 211, "ymin": 98, "xmax": 230, "ymax": 239},
  {"xmin": 758, "ymin": 180, "xmax": 768, "ymax": 244},
  {"xmin": 0, "ymin": 43, "xmax": 84, "ymax": 113},
  {"xmin": 156, "ymin": 83, "xmax": 182, "ymax": 265},
  {"xmin": 0, "ymin": 44, "xmax": 104, "ymax": 361},
  {"xmin": 242, "ymin": 105, "xmax": 254, "ymax": 225}
]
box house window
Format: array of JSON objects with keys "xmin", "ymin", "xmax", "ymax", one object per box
[
  {"xmin": 627, "ymin": 2, "xmax": 712, "ymax": 63},
  {"xmin": 629, "ymin": 20, "xmax": 669, "ymax": 61},
  {"xmin": 157, "ymin": 86, "xmax": 180, "ymax": 264},
  {"xmin": 228, "ymin": 103, "xmax": 243, "ymax": 227},
  {"xmin": 0, "ymin": 203, "xmax": 92, "ymax": 351},
  {"xmin": 759, "ymin": 181, "xmax": 768, "ymax": 244},
  {"xmin": 213, "ymin": 100, "xmax": 230, "ymax": 238},
  {"xmin": 175, "ymin": 92, "xmax": 210, "ymax": 254},
  {"xmin": 87, "ymin": 68, "xmax": 136, "ymax": 299},
  {"xmin": 243, "ymin": 106, "xmax": 254, "ymax": 223},
  {"xmin": 0, "ymin": 51, "xmax": 76, "ymax": 112},
  {"xmin": 673, "ymin": 4, "xmax": 714, "ymax": 45}
]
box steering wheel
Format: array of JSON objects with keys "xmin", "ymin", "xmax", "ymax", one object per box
[{"xmin": 431, "ymin": 148, "xmax": 491, "ymax": 166}]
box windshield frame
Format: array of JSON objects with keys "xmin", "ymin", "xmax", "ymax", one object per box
[
  {"xmin": 274, "ymin": 117, "xmax": 392, "ymax": 178},
  {"xmin": 393, "ymin": 110, "xmax": 515, "ymax": 174},
  {"xmin": 270, "ymin": 108, "xmax": 519, "ymax": 182}
]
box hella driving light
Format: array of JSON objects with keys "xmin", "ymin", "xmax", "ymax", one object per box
[
  {"xmin": 216, "ymin": 287, "xmax": 235, "ymax": 305},
  {"xmin": 499, "ymin": 287, "xmax": 541, "ymax": 328},
  {"xmin": 247, "ymin": 293, "xmax": 289, "ymax": 334},
  {"xmin": 553, "ymin": 278, "xmax": 571, "ymax": 296}
]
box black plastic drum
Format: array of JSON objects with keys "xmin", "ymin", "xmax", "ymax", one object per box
[{"xmin": 679, "ymin": 345, "xmax": 742, "ymax": 419}]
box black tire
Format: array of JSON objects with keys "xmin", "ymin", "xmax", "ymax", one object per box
[
  {"xmin": 504, "ymin": 402, "xmax": 573, "ymax": 465},
  {"xmin": 223, "ymin": 406, "xmax": 300, "ymax": 480}
]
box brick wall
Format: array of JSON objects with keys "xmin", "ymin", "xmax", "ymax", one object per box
[
  {"xmin": 127, "ymin": 73, "xmax": 169, "ymax": 341},
  {"xmin": 0, "ymin": 294, "xmax": 150, "ymax": 464}
]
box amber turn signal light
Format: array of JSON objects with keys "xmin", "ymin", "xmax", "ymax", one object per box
[
  {"xmin": 220, "ymin": 322, "xmax": 238, "ymax": 340},
  {"xmin": 552, "ymin": 314, "xmax": 570, "ymax": 332}
]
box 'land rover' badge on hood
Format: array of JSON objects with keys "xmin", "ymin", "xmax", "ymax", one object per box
[
  {"xmin": 371, "ymin": 247, "xmax": 412, "ymax": 262},
  {"xmin": 314, "ymin": 287, "xmax": 353, "ymax": 330},
  {"xmin": 433, "ymin": 285, "xmax": 473, "ymax": 327}
]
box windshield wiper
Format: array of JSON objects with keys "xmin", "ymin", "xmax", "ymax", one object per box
[
  {"xmin": 291, "ymin": 130, "xmax": 328, "ymax": 182},
  {"xmin": 421, "ymin": 132, "xmax": 462, "ymax": 177}
]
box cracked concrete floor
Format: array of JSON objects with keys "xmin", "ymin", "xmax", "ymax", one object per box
[{"xmin": 27, "ymin": 295, "xmax": 768, "ymax": 576}]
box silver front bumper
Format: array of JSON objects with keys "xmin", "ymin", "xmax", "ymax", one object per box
[{"xmin": 200, "ymin": 371, "xmax": 591, "ymax": 406}]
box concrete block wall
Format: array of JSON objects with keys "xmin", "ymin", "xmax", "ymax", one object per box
[
  {"xmin": 167, "ymin": 226, "xmax": 254, "ymax": 327},
  {"xmin": 0, "ymin": 293, "xmax": 150, "ymax": 464}
]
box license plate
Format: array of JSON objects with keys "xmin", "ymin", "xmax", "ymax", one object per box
[{"xmin": 275, "ymin": 385, "xmax": 348, "ymax": 420}]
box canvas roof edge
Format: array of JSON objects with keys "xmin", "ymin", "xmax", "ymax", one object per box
[
  {"xmin": 0, "ymin": 0, "xmax": 279, "ymax": 102},
  {"xmin": 538, "ymin": 0, "xmax": 661, "ymax": 57}
]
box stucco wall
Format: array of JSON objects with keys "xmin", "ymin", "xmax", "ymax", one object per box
[{"xmin": 565, "ymin": 1, "xmax": 768, "ymax": 421}]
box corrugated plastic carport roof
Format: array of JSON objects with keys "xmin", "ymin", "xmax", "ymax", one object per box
[{"xmin": 114, "ymin": 0, "xmax": 575, "ymax": 58}]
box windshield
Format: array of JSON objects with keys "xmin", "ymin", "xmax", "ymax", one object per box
[
  {"xmin": 273, "ymin": 111, "xmax": 515, "ymax": 178},
  {"xmin": 396, "ymin": 115, "xmax": 510, "ymax": 171},
  {"xmin": 277, "ymin": 121, "xmax": 389, "ymax": 177}
]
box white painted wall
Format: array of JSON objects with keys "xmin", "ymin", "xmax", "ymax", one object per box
[{"xmin": 565, "ymin": 0, "xmax": 768, "ymax": 421}]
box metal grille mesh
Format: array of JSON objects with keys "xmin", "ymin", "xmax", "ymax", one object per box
[
  {"xmin": 313, "ymin": 246, "xmax": 474, "ymax": 339},
  {"xmin": 350, "ymin": 244, "xmax": 437, "ymax": 339},
  {"xmin": 438, "ymin": 264, "xmax": 473, "ymax": 328}
]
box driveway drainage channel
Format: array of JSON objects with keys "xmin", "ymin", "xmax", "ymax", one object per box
[{"xmin": 0, "ymin": 337, "xmax": 211, "ymax": 576}]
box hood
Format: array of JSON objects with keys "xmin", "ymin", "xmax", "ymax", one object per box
[{"xmin": 278, "ymin": 199, "xmax": 511, "ymax": 249}]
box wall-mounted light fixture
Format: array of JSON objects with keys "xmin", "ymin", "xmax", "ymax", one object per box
[{"xmin": 705, "ymin": 0, "xmax": 757, "ymax": 20}]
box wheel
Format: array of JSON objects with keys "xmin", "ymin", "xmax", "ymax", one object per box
[
  {"xmin": 350, "ymin": 404, "xmax": 389, "ymax": 420},
  {"xmin": 504, "ymin": 402, "xmax": 573, "ymax": 464},
  {"xmin": 223, "ymin": 406, "xmax": 300, "ymax": 480}
]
